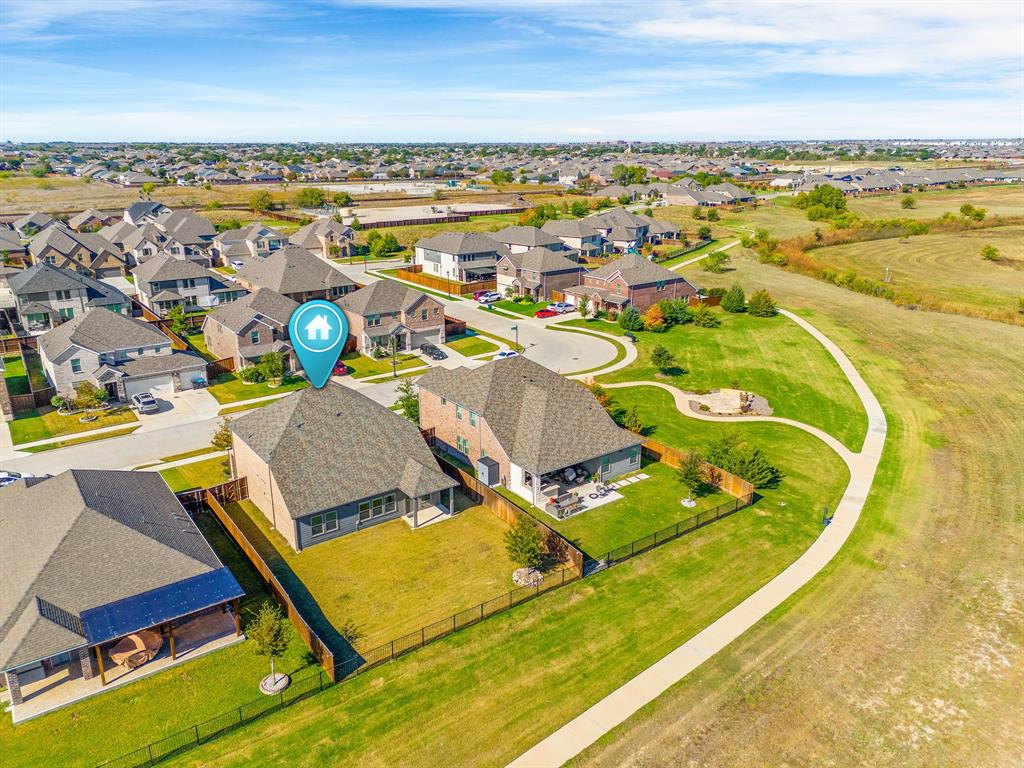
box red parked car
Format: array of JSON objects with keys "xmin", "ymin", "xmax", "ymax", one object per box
[
  {"xmin": 534, "ymin": 308, "xmax": 558, "ymax": 318},
  {"xmin": 332, "ymin": 361, "xmax": 351, "ymax": 376}
]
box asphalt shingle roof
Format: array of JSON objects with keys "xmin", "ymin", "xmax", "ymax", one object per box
[
  {"xmin": 236, "ymin": 245, "xmax": 355, "ymax": 295},
  {"xmin": 205, "ymin": 287, "xmax": 298, "ymax": 334},
  {"xmin": 38, "ymin": 308, "xmax": 168, "ymax": 360}
]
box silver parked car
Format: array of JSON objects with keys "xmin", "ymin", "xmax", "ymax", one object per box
[{"xmin": 130, "ymin": 391, "xmax": 160, "ymax": 413}]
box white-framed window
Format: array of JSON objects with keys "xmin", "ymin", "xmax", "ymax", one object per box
[
  {"xmin": 70, "ymin": 358, "xmax": 82, "ymax": 373},
  {"xmin": 310, "ymin": 510, "xmax": 339, "ymax": 537},
  {"xmin": 250, "ymin": 330, "xmax": 259, "ymax": 344},
  {"xmin": 456, "ymin": 404, "xmax": 463, "ymax": 420},
  {"xmin": 358, "ymin": 493, "xmax": 397, "ymax": 522},
  {"xmin": 469, "ymin": 411, "xmax": 476, "ymax": 426}
]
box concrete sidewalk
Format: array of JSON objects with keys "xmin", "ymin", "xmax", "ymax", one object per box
[{"xmin": 508, "ymin": 308, "xmax": 887, "ymax": 768}]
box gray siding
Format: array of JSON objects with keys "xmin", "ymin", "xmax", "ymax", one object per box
[
  {"xmin": 599, "ymin": 445, "xmax": 642, "ymax": 479},
  {"xmin": 294, "ymin": 490, "xmax": 413, "ymax": 549}
]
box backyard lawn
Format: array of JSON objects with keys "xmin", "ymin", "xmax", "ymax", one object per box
[
  {"xmin": 0, "ymin": 511, "xmax": 315, "ymax": 768},
  {"xmin": 158, "ymin": 455, "xmax": 233, "ymax": 492},
  {"xmin": 599, "ymin": 308, "xmax": 868, "ymax": 452},
  {"xmin": 184, "ymin": 330, "xmax": 216, "ymax": 361},
  {"xmin": 22, "ymin": 350, "xmax": 48, "ymax": 390},
  {"xmin": 444, "ymin": 331, "xmax": 499, "ymax": 357},
  {"xmin": 523, "ymin": 461, "xmax": 733, "ymax": 558},
  {"xmin": 7, "ymin": 406, "xmax": 138, "ymax": 445},
  {"xmin": 1, "ymin": 353, "xmax": 29, "ymax": 395},
  {"xmin": 206, "ymin": 372, "xmax": 309, "ymax": 404},
  {"xmin": 338, "ymin": 351, "xmax": 424, "ymax": 379},
  {"xmin": 227, "ymin": 495, "xmax": 517, "ymax": 652}
]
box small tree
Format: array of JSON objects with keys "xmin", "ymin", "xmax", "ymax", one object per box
[
  {"xmin": 569, "ymin": 200, "xmax": 589, "ymax": 217},
  {"xmin": 692, "ymin": 303, "xmax": 721, "ymax": 328},
  {"xmin": 165, "ymin": 304, "xmax": 189, "ymax": 336},
  {"xmin": 650, "ymin": 344, "xmax": 675, "ymax": 374},
  {"xmin": 642, "ymin": 303, "xmax": 666, "ymax": 332},
  {"xmin": 747, "ymin": 289, "xmax": 777, "ymax": 317},
  {"xmin": 333, "ymin": 192, "xmax": 353, "ymax": 206},
  {"xmin": 901, "ymin": 195, "xmax": 915, "ymax": 209},
  {"xmin": 258, "ymin": 351, "xmax": 285, "ymax": 382},
  {"xmin": 703, "ymin": 250, "xmax": 730, "ymax": 273},
  {"xmin": 677, "ymin": 452, "xmax": 704, "ymax": 502},
  {"xmin": 618, "ymin": 306, "xmax": 644, "ymax": 332},
  {"xmin": 981, "ymin": 244, "xmax": 1000, "ymax": 261},
  {"xmin": 623, "ymin": 404, "xmax": 645, "ymax": 433},
  {"xmin": 577, "ymin": 296, "xmax": 590, "ymax": 317},
  {"xmin": 395, "ymin": 377, "xmax": 419, "ymax": 423},
  {"xmin": 211, "ymin": 417, "xmax": 233, "ymax": 452},
  {"xmin": 584, "ymin": 378, "xmax": 614, "ymax": 411},
  {"xmin": 696, "ymin": 224, "xmax": 712, "ymax": 241},
  {"xmin": 504, "ymin": 517, "xmax": 545, "ymax": 569},
  {"xmin": 706, "ymin": 209, "xmax": 720, "ymax": 222},
  {"xmin": 74, "ymin": 381, "xmax": 106, "ymax": 410},
  {"xmin": 249, "ymin": 603, "xmax": 290, "ymax": 687},
  {"xmin": 721, "ymin": 284, "xmax": 746, "ymax": 313},
  {"xmin": 294, "ymin": 187, "xmax": 326, "ymax": 208},
  {"xmin": 249, "ymin": 190, "xmax": 274, "ymax": 211},
  {"xmin": 141, "ymin": 182, "xmax": 156, "ymax": 198}
]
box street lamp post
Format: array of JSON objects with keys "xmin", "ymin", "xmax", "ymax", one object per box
[{"xmin": 511, "ymin": 324, "xmax": 519, "ymax": 352}]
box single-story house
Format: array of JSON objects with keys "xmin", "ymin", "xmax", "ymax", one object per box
[{"xmin": 231, "ymin": 383, "xmax": 459, "ymax": 551}]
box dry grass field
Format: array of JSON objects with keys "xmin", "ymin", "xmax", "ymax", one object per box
[
  {"xmin": 847, "ymin": 184, "xmax": 1024, "ymax": 220},
  {"xmin": 569, "ymin": 253, "xmax": 1024, "ymax": 768}
]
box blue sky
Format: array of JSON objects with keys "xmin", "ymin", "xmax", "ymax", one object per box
[{"xmin": 1, "ymin": 0, "xmax": 1021, "ymax": 141}]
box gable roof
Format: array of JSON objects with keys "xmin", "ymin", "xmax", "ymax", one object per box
[
  {"xmin": 417, "ymin": 356, "xmax": 640, "ymax": 475},
  {"xmin": 336, "ymin": 279, "xmax": 432, "ymax": 317},
  {"xmin": 415, "ymin": 231, "xmax": 507, "ymax": 256},
  {"xmin": 492, "ymin": 225, "xmax": 563, "ymax": 249},
  {"xmin": 7, "ymin": 262, "xmax": 128, "ymax": 308},
  {"xmin": 132, "ymin": 252, "xmax": 227, "ymax": 290},
  {"xmin": 289, "ymin": 219, "xmax": 353, "ymax": 249},
  {"xmin": 588, "ymin": 252, "xmax": 683, "ymax": 286},
  {"xmin": 235, "ymin": 245, "xmax": 355, "ymax": 295},
  {"xmin": 205, "ymin": 287, "xmax": 298, "ymax": 334},
  {"xmin": 500, "ymin": 247, "xmax": 583, "ymax": 274},
  {"xmin": 541, "ymin": 219, "xmax": 601, "ymax": 239},
  {"xmin": 230, "ymin": 384, "xmax": 456, "ymax": 519},
  {"xmin": 0, "ymin": 470, "xmax": 237, "ymax": 669},
  {"xmin": 37, "ymin": 307, "xmax": 168, "ymax": 360}
]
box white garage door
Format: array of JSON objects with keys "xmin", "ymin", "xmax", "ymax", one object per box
[{"xmin": 123, "ymin": 375, "xmax": 173, "ymax": 398}]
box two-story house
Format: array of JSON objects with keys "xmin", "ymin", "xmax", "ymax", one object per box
[
  {"xmin": 587, "ymin": 208, "xmax": 652, "ymax": 253},
  {"xmin": 132, "ymin": 253, "xmax": 245, "ymax": 316},
  {"xmin": 417, "ymin": 356, "xmax": 642, "ymax": 508},
  {"xmin": 563, "ymin": 252, "xmax": 696, "ymax": 316},
  {"xmin": 231, "ymin": 383, "xmax": 458, "ymax": 551},
  {"xmin": 12, "ymin": 212, "xmax": 56, "ymax": 239},
  {"xmin": 123, "ymin": 201, "xmax": 170, "ymax": 226},
  {"xmin": 38, "ymin": 309, "xmax": 206, "ymax": 400},
  {"xmin": 202, "ymin": 287, "xmax": 298, "ymax": 371},
  {"xmin": 27, "ymin": 225, "xmax": 127, "ymax": 278},
  {"xmin": 235, "ymin": 245, "xmax": 355, "ymax": 303},
  {"xmin": 541, "ymin": 219, "xmax": 605, "ymax": 259},
  {"xmin": 490, "ymin": 225, "xmax": 567, "ymax": 255},
  {"xmin": 336, "ymin": 279, "xmax": 445, "ymax": 355},
  {"xmin": 211, "ymin": 223, "xmax": 286, "ymax": 268},
  {"xmin": 288, "ymin": 219, "xmax": 354, "ymax": 260},
  {"xmin": 7, "ymin": 263, "xmax": 130, "ymax": 334},
  {"xmin": 495, "ymin": 247, "xmax": 584, "ymax": 301},
  {"xmin": 68, "ymin": 208, "xmax": 117, "ymax": 232},
  {"xmin": 413, "ymin": 232, "xmax": 506, "ymax": 282}
]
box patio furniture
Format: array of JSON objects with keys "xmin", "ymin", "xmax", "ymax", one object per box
[
  {"xmin": 109, "ymin": 630, "xmax": 163, "ymax": 669},
  {"xmin": 546, "ymin": 491, "xmax": 582, "ymax": 518}
]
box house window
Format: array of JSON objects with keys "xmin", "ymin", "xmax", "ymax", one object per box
[
  {"xmin": 656, "ymin": 281, "xmax": 666, "ymax": 291},
  {"xmin": 182, "ymin": 278, "xmax": 196, "ymax": 289},
  {"xmin": 55, "ymin": 290, "xmax": 71, "ymax": 300},
  {"xmin": 310, "ymin": 510, "xmax": 339, "ymax": 537},
  {"xmin": 457, "ymin": 435, "xmax": 470, "ymax": 454},
  {"xmin": 358, "ymin": 493, "xmax": 397, "ymax": 522},
  {"xmin": 58, "ymin": 307, "xmax": 75, "ymax": 321},
  {"xmin": 456, "ymin": 404, "xmax": 463, "ymax": 420},
  {"xmin": 630, "ymin": 446, "xmax": 640, "ymax": 464},
  {"xmin": 441, "ymin": 397, "xmax": 447, "ymax": 406},
  {"xmin": 420, "ymin": 308, "xmax": 427, "ymax": 321},
  {"xmin": 601, "ymin": 455, "xmax": 610, "ymax": 473},
  {"xmin": 70, "ymin": 358, "xmax": 82, "ymax": 374},
  {"xmin": 367, "ymin": 314, "xmax": 381, "ymax": 327},
  {"xmin": 331, "ymin": 286, "xmax": 345, "ymax": 297},
  {"xmin": 137, "ymin": 347, "xmax": 144, "ymax": 355},
  {"xmin": 250, "ymin": 330, "xmax": 260, "ymax": 344},
  {"xmin": 469, "ymin": 411, "xmax": 476, "ymax": 426}
]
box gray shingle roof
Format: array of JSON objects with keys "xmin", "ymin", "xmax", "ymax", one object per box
[
  {"xmin": 417, "ymin": 356, "xmax": 640, "ymax": 475},
  {"xmin": 38, "ymin": 308, "xmax": 168, "ymax": 360},
  {"xmin": 230, "ymin": 383, "xmax": 456, "ymax": 519},
  {"xmin": 492, "ymin": 225, "xmax": 563, "ymax": 248},
  {"xmin": 541, "ymin": 219, "xmax": 601, "ymax": 238},
  {"xmin": 499, "ymin": 247, "xmax": 584, "ymax": 274},
  {"xmin": 289, "ymin": 219, "xmax": 353, "ymax": 249},
  {"xmin": 7, "ymin": 262, "xmax": 128, "ymax": 308},
  {"xmin": 336, "ymin": 279, "xmax": 429, "ymax": 317},
  {"xmin": 236, "ymin": 245, "xmax": 355, "ymax": 295},
  {"xmin": 0, "ymin": 470, "xmax": 227, "ymax": 669},
  {"xmin": 588, "ymin": 253, "xmax": 683, "ymax": 286},
  {"xmin": 415, "ymin": 231, "xmax": 505, "ymax": 255},
  {"xmin": 205, "ymin": 287, "xmax": 299, "ymax": 334}
]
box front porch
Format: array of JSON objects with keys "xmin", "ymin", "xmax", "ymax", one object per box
[{"xmin": 5, "ymin": 608, "xmax": 243, "ymax": 724}]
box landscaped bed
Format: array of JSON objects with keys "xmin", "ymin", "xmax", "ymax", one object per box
[
  {"xmin": 8, "ymin": 406, "xmax": 139, "ymax": 445},
  {"xmin": 226, "ymin": 495, "xmax": 517, "ymax": 651},
  {"xmin": 205, "ymin": 372, "xmax": 309, "ymax": 404}
]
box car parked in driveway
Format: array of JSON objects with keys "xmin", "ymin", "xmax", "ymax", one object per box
[
  {"xmin": 0, "ymin": 470, "xmax": 34, "ymax": 488},
  {"xmin": 534, "ymin": 308, "xmax": 558, "ymax": 319},
  {"xmin": 129, "ymin": 391, "xmax": 159, "ymax": 414},
  {"xmin": 546, "ymin": 302, "xmax": 574, "ymax": 314},
  {"xmin": 495, "ymin": 350, "xmax": 519, "ymax": 359},
  {"xmin": 332, "ymin": 361, "xmax": 351, "ymax": 376},
  {"xmin": 420, "ymin": 343, "xmax": 447, "ymax": 360},
  {"xmin": 476, "ymin": 291, "xmax": 502, "ymax": 304}
]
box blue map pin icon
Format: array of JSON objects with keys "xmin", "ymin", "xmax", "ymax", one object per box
[{"xmin": 288, "ymin": 300, "xmax": 349, "ymax": 388}]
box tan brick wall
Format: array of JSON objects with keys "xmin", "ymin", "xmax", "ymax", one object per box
[
  {"xmin": 402, "ymin": 295, "xmax": 445, "ymax": 331},
  {"xmin": 419, "ymin": 387, "xmax": 510, "ymax": 481},
  {"xmin": 231, "ymin": 434, "xmax": 298, "ymax": 549}
]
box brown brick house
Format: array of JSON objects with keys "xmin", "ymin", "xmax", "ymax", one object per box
[
  {"xmin": 235, "ymin": 244, "xmax": 355, "ymax": 303},
  {"xmin": 202, "ymin": 287, "xmax": 299, "ymax": 371},
  {"xmin": 336, "ymin": 279, "xmax": 445, "ymax": 355},
  {"xmin": 495, "ymin": 247, "xmax": 584, "ymax": 301},
  {"xmin": 563, "ymin": 253, "xmax": 695, "ymax": 316}
]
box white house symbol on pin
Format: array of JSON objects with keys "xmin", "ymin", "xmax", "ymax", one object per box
[{"xmin": 305, "ymin": 313, "xmax": 332, "ymax": 342}]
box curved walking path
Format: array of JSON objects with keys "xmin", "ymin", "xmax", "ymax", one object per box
[{"xmin": 508, "ymin": 308, "xmax": 887, "ymax": 768}]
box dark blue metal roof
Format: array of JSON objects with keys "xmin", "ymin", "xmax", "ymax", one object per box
[{"xmin": 79, "ymin": 567, "xmax": 244, "ymax": 646}]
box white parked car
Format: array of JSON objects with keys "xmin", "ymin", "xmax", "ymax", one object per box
[
  {"xmin": 230, "ymin": 260, "xmax": 245, "ymax": 270},
  {"xmin": 547, "ymin": 302, "xmax": 574, "ymax": 314},
  {"xmin": 495, "ymin": 350, "xmax": 519, "ymax": 359},
  {"xmin": 130, "ymin": 391, "xmax": 160, "ymax": 414},
  {"xmin": 476, "ymin": 291, "xmax": 502, "ymax": 304},
  {"xmin": 0, "ymin": 470, "xmax": 34, "ymax": 488}
]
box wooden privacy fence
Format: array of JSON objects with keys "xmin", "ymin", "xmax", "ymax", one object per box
[
  {"xmin": 175, "ymin": 478, "xmax": 337, "ymax": 683},
  {"xmin": 436, "ymin": 458, "xmax": 585, "ymax": 577},
  {"xmin": 641, "ymin": 438, "xmax": 755, "ymax": 499},
  {"xmin": 396, "ymin": 264, "xmax": 496, "ymax": 296},
  {"xmin": 443, "ymin": 315, "xmax": 467, "ymax": 338}
]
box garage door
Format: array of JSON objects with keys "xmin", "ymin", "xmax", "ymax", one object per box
[{"xmin": 123, "ymin": 375, "xmax": 173, "ymax": 398}]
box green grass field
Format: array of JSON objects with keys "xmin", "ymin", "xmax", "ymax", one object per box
[
  {"xmin": 494, "ymin": 299, "xmax": 549, "ymax": 316},
  {"xmin": 227, "ymin": 497, "xmax": 517, "ymax": 651},
  {"xmin": 599, "ymin": 308, "xmax": 868, "ymax": 451},
  {"xmin": 807, "ymin": 224, "xmax": 1024, "ymax": 322},
  {"xmin": 338, "ymin": 351, "xmax": 424, "ymax": 378},
  {"xmin": 1, "ymin": 353, "xmax": 29, "ymax": 395},
  {"xmin": 20, "ymin": 425, "xmax": 141, "ymax": 452},
  {"xmin": 206, "ymin": 372, "xmax": 309, "ymax": 404},
  {"xmin": 158, "ymin": 455, "xmax": 232, "ymax": 492},
  {"xmin": 8, "ymin": 406, "xmax": 138, "ymax": 445},
  {"xmin": 183, "ymin": 331, "xmax": 216, "ymax": 361},
  {"xmin": 444, "ymin": 332, "xmax": 499, "ymax": 356}
]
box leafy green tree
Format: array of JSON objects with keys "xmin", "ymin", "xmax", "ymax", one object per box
[
  {"xmin": 211, "ymin": 417, "xmax": 234, "ymax": 452},
  {"xmin": 611, "ymin": 164, "xmax": 647, "ymax": 185},
  {"xmin": 706, "ymin": 209, "xmax": 720, "ymax": 222},
  {"xmin": 696, "ymin": 224, "xmax": 712, "ymax": 240},
  {"xmin": 703, "ymin": 250, "xmax": 730, "ymax": 273},
  {"xmin": 623, "ymin": 404, "xmax": 645, "ymax": 433},
  {"xmin": 618, "ymin": 306, "xmax": 644, "ymax": 332},
  {"xmin": 677, "ymin": 452, "xmax": 704, "ymax": 500},
  {"xmin": 901, "ymin": 195, "xmax": 915, "ymax": 209},
  {"xmin": 747, "ymin": 289, "xmax": 777, "ymax": 317},
  {"xmin": 294, "ymin": 187, "xmax": 326, "ymax": 208},
  {"xmin": 165, "ymin": 304, "xmax": 190, "ymax": 336},
  {"xmin": 249, "ymin": 190, "xmax": 274, "ymax": 211},
  {"xmin": 490, "ymin": 170, "xmax": 514, "ymax": 185},
  {"xmin": 577, "ymin": 296, "xmax": 589, "ymax": 317},
  {"xmin": 249, "ymin": 603, "xmax": 290, "ymax": 687},
  {"xmin": 504, "ymin": 517, "xmax": 545, "ymax": 568},
  {"xmin": 650, "ymin": 344, "xmax": 675, "ymax": 374},
  {"xmin": 395, "ymin": 377, "xmax": 419, "ymax": 423},
  {"xmin": 658, "ymin": 299, "xmax": 693, "ymax": 326},
  {"xmin": 721, "ymin": 284, "xmax": 746, "ymax": 313},
  {"xmin": 141, "ymin": 182, "xmax": 156, "ymax": 198},
  {"xmin": 258, "ymin": 351, "xmax": 285, "ymax": 381},
  {"xmin": 569, "ymin": 200, "xmax": 589, "ymax": 217},
  {"xmin": 981, "ymin": 244, "xmax": 1000, "ymax": 261},
  {"xmin": 332, "ymin": 192, "xmax": 353, "ymax": 206},
  {"xmin": 706, "ymin": 433, "xmax": 780, "ymax": 487}
]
